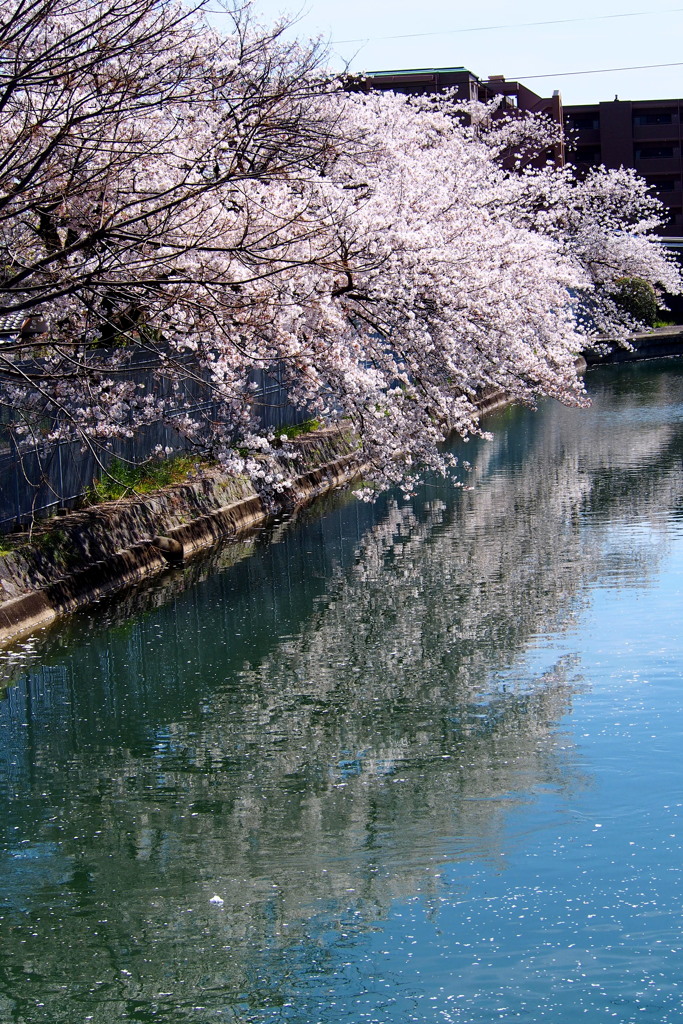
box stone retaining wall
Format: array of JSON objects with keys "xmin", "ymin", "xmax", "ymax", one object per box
[
  {"xmin": 0, "ymin": 431, "xmax": 361, "ymax": 644},
  {"xmin": 585, "ymin": 326, "xmax": 683, "ymax": 364}
]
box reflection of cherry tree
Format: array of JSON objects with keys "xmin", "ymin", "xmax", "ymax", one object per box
[
  {"xmin": 1, "ymin": 368, "xmax": 683, "ymax": 1020},
  {"xmin": 0, "ymin": 663, "xmax": 580, "ymax": 1024}
]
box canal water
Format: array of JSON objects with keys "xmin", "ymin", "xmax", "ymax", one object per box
[{"xmin": 1, "ymin": 362, "xmax": 683, "ymax": 1024}]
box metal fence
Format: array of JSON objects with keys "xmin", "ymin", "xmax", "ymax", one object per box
[{"xmin": 0, "ymin": 365, "xmax": 308, "ymax": 531}]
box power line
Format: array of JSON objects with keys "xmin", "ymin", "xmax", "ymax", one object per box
[
  {"xmin": 512, "ymin": 60, "xmax": 683, "ymax": 81},
  {"xmin": 332, "ymin": 7, "xmax": 683, "ymax": 46}
]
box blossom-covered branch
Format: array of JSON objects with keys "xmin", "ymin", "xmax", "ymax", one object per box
[{"xmin": 1, "ymin": 0, "xmax": 680, "ymax": 491}]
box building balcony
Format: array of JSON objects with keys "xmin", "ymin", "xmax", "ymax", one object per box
[
  {"xmin": 656, "ymin": 189, "xmax": 683, "ymax": 208},
  {"xmin": 634, "ymin": 156, "xmax": 680, "ymax": 174},
  {"xmin": 569, "ymin": 128, "xmax": 601, "ymax": 146},
  {"xmin": 633, "ymin": 124, "xmax": 681, "ymax": 142}
]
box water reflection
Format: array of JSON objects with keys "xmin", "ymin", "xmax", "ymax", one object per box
[{"xmin": 1, "ymin": 363, "xmax": 683, "ymax": 1023}]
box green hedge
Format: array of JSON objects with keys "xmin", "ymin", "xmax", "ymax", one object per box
[{"xmin": 613, "ymin": 277, "xmax": 659, "ymax": 327}]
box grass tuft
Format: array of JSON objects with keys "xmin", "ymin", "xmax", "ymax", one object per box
[
  {"xmin": 276, "ymin": 418, "xmax": 322, "ymax": 440},
  {"xmin": 89, "ymin": 454, "xmax": 208, "ymax": 502}
]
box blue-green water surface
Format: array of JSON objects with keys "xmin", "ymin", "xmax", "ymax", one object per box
[{"xmin": 2, "ymin": 363, "xmax": 683, "ymax": 1023}]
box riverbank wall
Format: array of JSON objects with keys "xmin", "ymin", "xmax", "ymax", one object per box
[
  {"xmin": 0, "ymin": 430, "xmax": 363, "ymax": 644},
  {"xmin": 585, "ymin": 325, "xmax": 683, "ymax": 364}
]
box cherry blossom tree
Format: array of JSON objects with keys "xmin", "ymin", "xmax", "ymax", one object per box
[
  {"xmin": 441, "ymin": 96, "xmax": 680, "ymax": 338},
  {"xmin": 0, "ymin": 0, "xmax": 339, "ymax": 453},
  {"xmin": 0, "ymin": 0, "xmax": 680, "ymax": 495}
]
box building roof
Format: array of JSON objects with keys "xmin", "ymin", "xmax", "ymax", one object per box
[
  {"xmin": 0, "ymin": 313, "xmax": 48, "ymax": 343},
  {"xmin": 366, "ymin": 67, "xmax": 470, "ymax": 76}
]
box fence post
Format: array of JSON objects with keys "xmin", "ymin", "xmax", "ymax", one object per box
[{"xmin": 57, "ymin": 442, "xmax": 64, "ymax": 508}]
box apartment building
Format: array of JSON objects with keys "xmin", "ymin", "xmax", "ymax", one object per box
[
  {"xmin": 564, "ymin": 99, "xmax": 683, "ymax": 235},
  {"xmin": 360, "ymin": 68, "xmax": 682, "ymax": 236},
  {"xmin": 353, "ymin": 67, "xmax": 490, "ymax": 101},
  {"xmin": 355, "ymin": 68, "xmax": 565, "ymax": 165}
]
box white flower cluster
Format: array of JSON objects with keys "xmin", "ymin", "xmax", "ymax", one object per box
[{"xmin": 0, "ymin": 0, "xmax": 679, "ymax": 490}]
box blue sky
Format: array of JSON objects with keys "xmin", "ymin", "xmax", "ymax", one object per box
[{"xmin": 233, "ymin": 0, "xmax": 683, "ymax": 106}]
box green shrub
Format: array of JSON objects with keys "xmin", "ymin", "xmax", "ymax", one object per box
[{"xmin": 613, "ymin": 277, "xmax": 659, "ymax": 327}]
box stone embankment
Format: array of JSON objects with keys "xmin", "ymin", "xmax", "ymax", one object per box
[
  {"xmin": 585, "ymin": 325, "xmax": 683, "ymax": 364},
  {"xmin": 0, "ymin": 429, "xmax": 362, "ymax": 644}
]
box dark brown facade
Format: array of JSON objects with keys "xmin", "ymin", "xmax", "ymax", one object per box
[
  {"xmin": 564, "ymin": 99, "xmax": 683, "ymax": 235},
  {"xmin": 356, "ymin": 68, "xmax": 564, "ymax": 165},
  {"xmin": 360, "ymin": 67, "xmax": 682, "ymax": 237},
  {"xmin": 353, "ymin": 67, "xmax": 492, "ymax": 101}
]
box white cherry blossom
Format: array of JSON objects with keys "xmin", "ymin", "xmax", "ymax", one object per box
[{"xmin": 0, "ymin": 0, "xmax": 679, "ymax": 490}]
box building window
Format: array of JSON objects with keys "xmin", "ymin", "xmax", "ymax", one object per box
[
  {"xmin": 574, "ymin": 145, "xmax": 602, "ymax": 164},
  {"xmin": 566, "ymin": 113, "xmax": 599, "ymax": 130},
  {"xmin": 646, "ymin": 177, "xmax": 678, "ymax": 192},
  {"xmin": 634, "ymin": 110, "xmax": 675, "ymax": 126},
  {"xmin": 635, "ymin": 145, "xmax": 676, "ymax": 160}
]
